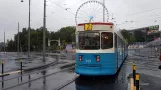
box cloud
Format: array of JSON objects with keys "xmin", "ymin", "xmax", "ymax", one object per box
[{"xmin": 0, "ymin": 0, "xmax": 161, "ymax": 42}]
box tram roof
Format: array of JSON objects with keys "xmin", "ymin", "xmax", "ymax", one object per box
[
  {"xmin": 78, "ymin": 22, "xmax": 114, "ymax": 26},
  {"xmin": 77, "ymin": 22, "xmax": 128, "ymax": 44}
]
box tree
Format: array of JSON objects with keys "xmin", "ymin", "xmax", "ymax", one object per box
[
  {"xmin": 6, "ymin": 26, "xmax": 76, "ymax": 52},
  {"xmin": 134, "ymin": 30, "xmax": 145, "ymax": 42},
  {"xmin": 121, "ymin": 29, "xmax": 130, "ymax": 42}
]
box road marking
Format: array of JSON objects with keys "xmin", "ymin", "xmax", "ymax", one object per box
[
  {"xmin": 130, "ymin": 78, "xmax": 134, "ymax": 90},
  {"xmin": 0, "ymin": 70, "xmax": 24, "ymax": 76},
  {"xmin": 8, "ymin": 70, "xmax": 24, "ymax": 74},
  {"xmin": 130, "ymin": 77, "xmax": 140, "ymax": 90}
]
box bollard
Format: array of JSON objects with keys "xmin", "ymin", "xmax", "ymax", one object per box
[
  {"xmin": 2, "ymin": 60, "xmax": 4, "ymax": 75},
  {"xmin": 136, "ymin": 73, "xmax": 140, "ymax": 90},
  {"xmin": 133, "ymin": 64, "xmax": 136, "ymax": 88},
  {"xmin": 20, "ymin": 59, "xmax": 22, "ymax": 74},
  {"xmin": 20, "ymin": 59, "xmax": 23, "ymax": 82}
]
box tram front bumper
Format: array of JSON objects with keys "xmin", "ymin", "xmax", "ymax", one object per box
[{"xmin": 75, "ymin": 65, "xmax": 116, "ymax": 76}]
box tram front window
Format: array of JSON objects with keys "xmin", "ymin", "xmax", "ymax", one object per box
[
  {"xmin": 101, "ymin": 32, "xmax": 113, "ymax": 49},
  {"xmin": 78, "ymin": 32, "xmax": 100, "ymax": 50}
]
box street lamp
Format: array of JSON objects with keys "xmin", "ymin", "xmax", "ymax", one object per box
[
  {"xmin": 43, "ymin": 0, "xmax": 47, "ymax": 61},
  {"xmin": 21, "ymin": 0, "xmax": 31, "ymax": 58}
]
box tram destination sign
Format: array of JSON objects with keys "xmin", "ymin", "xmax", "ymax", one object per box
[{"xmin": 84, "ymin": 23, "xmax": 92, "ymax": 31}]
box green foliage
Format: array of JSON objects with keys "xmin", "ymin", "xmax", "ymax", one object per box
[
  {"xmin": 6, "ymin": 26, "xmax": 76, "ymax": 52},
  {"xmin": 121, "ymin": 29, "xmax": 136, "ymax": 43},
  {"xmin": 121, "ymin": 29, "xmax": 160, "ymax": 43},
  {"xmin": 133, "ymin": 30, "xmax": 145, "ymax": 42}
]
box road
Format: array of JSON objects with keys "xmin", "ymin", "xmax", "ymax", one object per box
[{"xmin": 0, "ymin": 49, "xmax": 161, "ymax": 90}]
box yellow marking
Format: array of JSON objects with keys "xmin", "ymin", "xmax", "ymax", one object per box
[
  {"xmin": 84, "ymin": 23, "xmax": 92, "ymax": 31},
  {"xmin": 130, "ymin": 78, "xmax": 134, "ymax": 90},
  {"xmin": 2, "ymin": 60, "xmax": 4, "ymax": 64},
  {"xmin": 133, "ymin": 65, "xmax": 136, "ymax": 70},
  {"xmin": 134, "ymin": 86, "xmax": 136, "ymax": 90},
  {"xmin": 20, "ymin": 60, "xmax": 22, "ymax": 62},
  {"xmin": 136, "ymin": 74, "xmax": 140, "ymax": 80},
  {"xmin": 0, "ymin": 70, "xmax": 24, "ymax": 76}
]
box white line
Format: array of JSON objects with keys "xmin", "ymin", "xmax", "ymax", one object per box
[{"xmin": 0, "ymin": 70, "xmax": 24, "ymax": 76}]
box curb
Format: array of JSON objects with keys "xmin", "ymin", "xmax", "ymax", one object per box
[
  {"xmin": 23, "ymin": 60, "xmax": 58, "ymax": 71},
  {"xmin": 0, "ymin": 61, "xmax": 58, "ymax": 77},
  {"xmin": 0, "ymin": 73, "xmax": 10, "ymax": 77},
  {"xmin": 60, "ymin": 62, "xmax": 75, "ymax": 69}
]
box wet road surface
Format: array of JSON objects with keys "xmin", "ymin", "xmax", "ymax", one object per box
[{"xmin": 1, "ymin": 49, "xmax": 161, "ymax": 90}]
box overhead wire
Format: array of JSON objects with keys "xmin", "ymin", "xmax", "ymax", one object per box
[
  {"xmin": 47, "ymin": 0, "xmax": 161, "ymax": 29},
  {"xmin": 128, "ymin": 7, "xmax": 161, "ymax": 16},
  {"xmin": 66, "ymin": 0, "xmax": 86, "ymax": 8},
  {"xmin": 47, "ymin": 0, "xmax": 75, "ymax": 15}
]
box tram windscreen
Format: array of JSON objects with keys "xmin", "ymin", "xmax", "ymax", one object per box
[{"xmin": 78, "ymin": 32, "xmax": 100, "ymax": 50}]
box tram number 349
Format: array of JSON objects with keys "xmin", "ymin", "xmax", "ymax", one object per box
[{"xmin": 86, "ymin": 59, "xmax": 91, "ymax": 63}]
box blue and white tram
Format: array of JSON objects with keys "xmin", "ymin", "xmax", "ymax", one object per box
[{"xmin": 75, "ymin": 22, "xmax": 128, "ymax": 76}]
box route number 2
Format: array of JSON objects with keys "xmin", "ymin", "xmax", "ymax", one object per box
[{"xmin": 84, "ymin": 24, "xmax": 92, "ymax": 31}]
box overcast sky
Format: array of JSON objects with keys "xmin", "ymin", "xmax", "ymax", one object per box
[{"xmin": 0, "ymin": 0, "xmax": 161, "ymax": 42}]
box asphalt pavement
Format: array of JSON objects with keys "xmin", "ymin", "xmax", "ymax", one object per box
[
  {"xmin": 0, "ymin": 49, "xmax": 161, "ymax": 90},
  {"xmin": 128, "ymin": 49, "xmax": 161, "ymax": 90}
]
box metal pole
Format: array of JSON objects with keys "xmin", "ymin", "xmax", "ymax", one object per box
[
  {"xmin": 2, "ymin": 60, "xmax": 4, "ymax": 75},
  {"xmin": 43, "ymin": 0, "xmax": 46, "ymax": 61},
  {"xmin": 20, "ymin": 60, "xmax": 22, "ymax": 74},
  {"xmin": 18, "ymin": 22, "xmax": 20, "ymax": 55},
  {"xmin": 136, "ymin": 73, "xmax": 140, "ymax": 90},
  {"xmin": 4, "ymin": 31, "xmax": 5, "ymax": 53},
  {"xmin": 28, "ymin": 0, "xmax": 31, "ymax": 58},
  {"xmin": 103, "ymin": 0, "xmax": 105, "ymax": 22},
  {"xmin": 160, "ymin": 31, "xmax": 161, "ymax": 40},
  {"xmin": 21, "ymin": 46, "xmax": 22, "ymax": 54},
  {"xmin": 2, "ymin": 60, "xmax": 4, "ymax": 88}
]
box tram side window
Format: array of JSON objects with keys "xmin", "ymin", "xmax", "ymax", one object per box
[
  {"xmin": 101, "ymin": 32, "xmax": 113, "ymax": 49},
  {"xmin": 118, "ymin": 37, "xmax": 121, "ymax": 48}
]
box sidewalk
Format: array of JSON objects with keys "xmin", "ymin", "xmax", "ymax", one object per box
[
  {"xmin": 0, "ymin": 53, "xmax": 58, "ymax": 77},
  {"xmin": 128, "ymin": 73, "xmax": 161, "ymax": 90},
  {"xmin": 0, "ymin": 52, "xmax": 76, "ymax": 77}
]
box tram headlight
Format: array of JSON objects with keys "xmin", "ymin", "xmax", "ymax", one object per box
[
  {"xmin": 96, "ymin": 56, "xmax": 100, "ymax": 62},
  {"xmin": 79, "ymin": 56, "xmax": 82, "ymax": 61}
]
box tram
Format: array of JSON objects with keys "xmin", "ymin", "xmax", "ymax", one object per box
[{"xmin": 75, "ymin": 22, "xmax": 128, "ymax": 76}]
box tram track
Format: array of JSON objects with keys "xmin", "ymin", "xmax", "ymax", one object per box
[
  {"xmin": 0, "ymin": 60, "xmax": 59, "ymax": 83},
  {"xmin": 93, "ymin": 80, "xmax": 103, "ymax": 90},
  {"xmin": 0, "ymin": 59, "xmax": 75, "ymax": 83},
  {"xmin": 2, "ymin": 65, "xmax": 75, "ymax": 90},
  {"xmin": 53, "ymin": 75, "xmax": 78, "ymax": 90}
]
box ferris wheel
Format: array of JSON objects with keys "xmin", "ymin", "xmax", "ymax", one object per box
[{"xmin": 75, "ymin": 0, "xmax": 109, "ymax": 25}]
